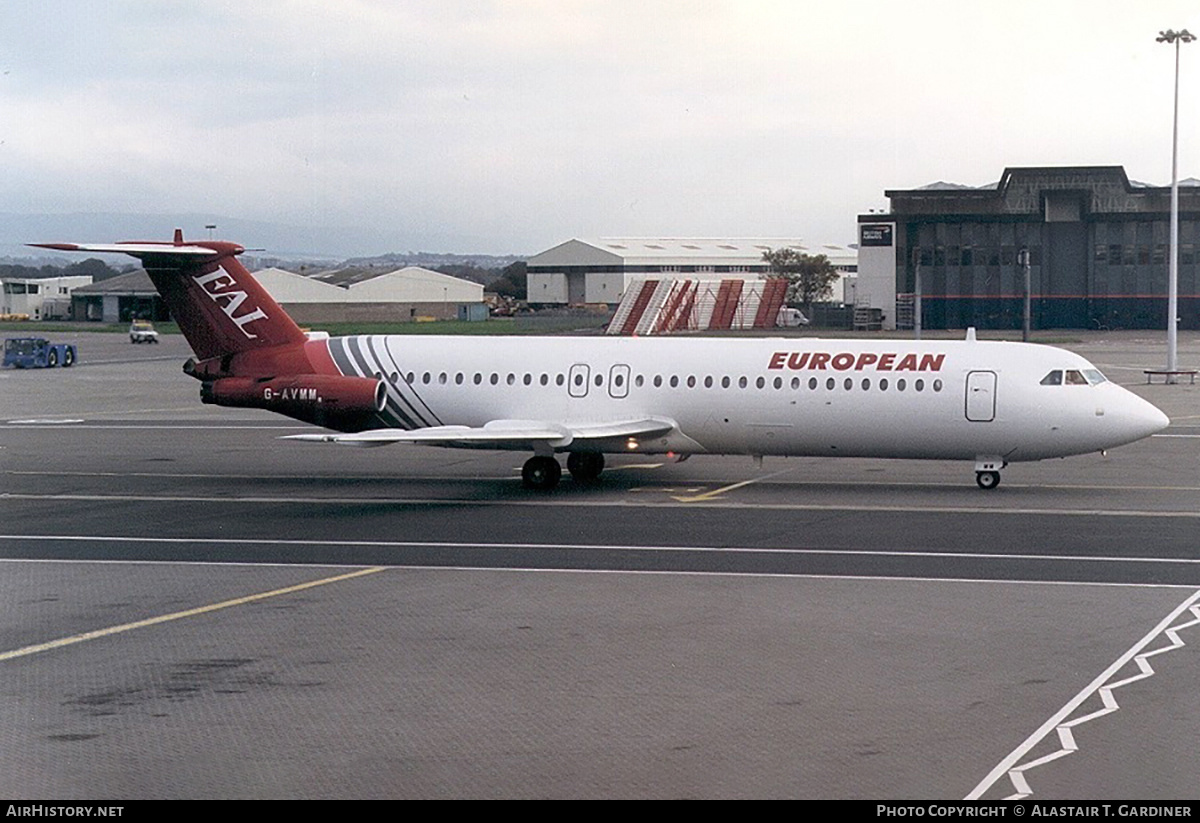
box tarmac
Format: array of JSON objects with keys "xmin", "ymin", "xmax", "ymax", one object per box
[{"xmin": 1, "ymin": 329, "xmax": 1199, "ymax": 799}]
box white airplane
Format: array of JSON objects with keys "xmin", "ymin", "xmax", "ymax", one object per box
[{"xmin": 35, "ymin": 233, "xmax": 1170, "ymax": 490}]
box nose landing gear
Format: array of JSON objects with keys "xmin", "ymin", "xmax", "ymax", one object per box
[
  {"xmin": 975, "ymin": 470, "xmax": 1001, "ymax": 490},
  {"xmin": 974, "ymin": 456, "xmax": 1006, "ymax": 490}
]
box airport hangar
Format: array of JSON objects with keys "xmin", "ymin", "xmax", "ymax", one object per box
[
  {"xmin": 525, "ymin": 238, "xmax": 859, "ymax": 306},
  {"xmin": 70, "ymin": 264, "xmax": 487, "ymax": 324},
  {"xmin": 854, "ymin": 165, "xmax": 1200, "ymax": 331}
]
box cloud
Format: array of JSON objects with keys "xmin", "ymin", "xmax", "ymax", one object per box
[{"xmin": 2, "ymin": 0, "xmax": 1198, "ymax": 253}]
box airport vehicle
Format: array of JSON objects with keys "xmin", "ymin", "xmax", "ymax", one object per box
[
  {"xmin": 33, "ymin": 233, "xmax": 1169, "ymax": 490},
  {"xmin": 2, "ymin": 337, "xmax": 76, "ymax": 369},
  {"xmin": 129, "ymin": 319, "xmax": 160, "ymax": 343}
]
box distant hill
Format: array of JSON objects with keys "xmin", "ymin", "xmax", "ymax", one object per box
[
  {"xmin": 0, "ymin": 212, "xmax": 530, "ymax": 264},
  {"xmin": 341, "ymin": 251, "xmax": 525, "ymax": 271}
]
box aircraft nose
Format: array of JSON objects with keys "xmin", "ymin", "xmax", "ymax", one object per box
[{"xmin": 1125, "ymin": 395, "xmax": 1170, "ymax": 440}]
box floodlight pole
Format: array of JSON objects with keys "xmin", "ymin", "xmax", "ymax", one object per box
[
  {"xmin": 1158, "ymin": 28, "xmax": 1195, "ymax": 382},
  {"xmin": 1019, "ymin": 247, "xmax": 1031, "ymax": 342},
  {"xmin": 912, "ymin": 246, "xmax": 922, "ymax": 341}
]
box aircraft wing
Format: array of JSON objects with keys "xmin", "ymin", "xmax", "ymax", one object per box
[{"xmin": 282, "ymin": 417, "xmax": 677, "ymax": 450}]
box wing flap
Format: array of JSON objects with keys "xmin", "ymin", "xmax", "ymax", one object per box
[{"xmin": 282, "ymin": 417, "xmax": 677, "ymax": 450}]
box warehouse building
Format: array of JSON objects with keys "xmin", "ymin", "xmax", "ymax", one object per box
[
  {"xmin": 71, "ymin": 271, "xmax": 161, "ymax": 322},
  {"xmin": 72, "ymin": 265, "xmax": 486, "ymax": 324},
  {"xmin": 526, "ymin": 238, "xmax": 857, "ymax": 306},
  {"xmin": 253, "ymin": 266, "xmax": 485, "ymax": 323},
  {"xmin": 855, "ymin": 166, "xmax": 1200, "ymax": 330}
]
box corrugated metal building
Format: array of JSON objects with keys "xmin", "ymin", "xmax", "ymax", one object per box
[
  {"xmin": 526, "ymin": 238, "xmax": 857, "ymax": 306},
  {"xmin": 72, "ymin": 266, "xmax": 486, "ymax": 325},
  {"xmin": 256, "ymin": 265, "xmax": 485, "ymax": 323},
  {"xmin": 71, "ymin": 271, "xmax": 161, "ymax": 322},
  {"xmin": 856, "ymin": 166, "xmax": 1200, "ymax": 330}
]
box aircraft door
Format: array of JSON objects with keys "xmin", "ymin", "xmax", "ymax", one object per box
[
  {"xmin": 568, "ymin": 364, "xmax": 590, "ymax": 398},
  {"xmin": 965, "ymin": 370, "xmax": 997, "ymax": 422},
  {"xmin": 608, "ymin": 364, "xmax": 630, "ymax": 399}
]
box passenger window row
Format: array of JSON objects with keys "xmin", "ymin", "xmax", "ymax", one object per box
[{"xmin": 396, "ymin": 370, "xmax": 945, "ymax": 394}]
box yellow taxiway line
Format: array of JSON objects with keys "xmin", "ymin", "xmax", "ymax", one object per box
[{"xmin": 0, "ymin": 566, "xmax": 385, "ymax": 663}]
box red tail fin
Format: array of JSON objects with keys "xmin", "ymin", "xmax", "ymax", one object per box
[
  {"xmin": 32, "ymin": 233, "xmax": 307, "ymax": 361},
  {"xmin": 143, "ymin": 246, "xmax": 306, "ymax": 360}
]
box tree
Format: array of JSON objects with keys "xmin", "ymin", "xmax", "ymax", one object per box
[
  {"xmin": 761, "ymin": 247, "xmax": 839, "ymax": 311},
  {"xmin": 486, "ymin": 261, "xmax": 527, "ymax": 299}
]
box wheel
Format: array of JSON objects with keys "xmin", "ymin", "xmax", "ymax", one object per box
[
  {"xmin": 976, "ymin": 470, "xmax": 1001, "ymax": 490},
  {"xmin": 47, "ymin": 349, "xmax": 58, "ymax": 367},
  {"xmin": 63, "ymin": 348, "xmax": 74, "ymax": 367},
  {"xmin": 522, "ymin": 456, "xmax": 562, "ymax": 490},
  {"xmin": 566, "ymin": 451, "xmax": 605, "ymax": 481}
]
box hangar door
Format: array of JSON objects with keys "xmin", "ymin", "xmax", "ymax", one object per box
[{"xmin": 965, "ymin": 371, "xmax": 996, "ymax": 422}]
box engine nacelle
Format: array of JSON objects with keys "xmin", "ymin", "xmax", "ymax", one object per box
[{"xmin": 201, "ymin": 373, "xmax": 386, "ymax": 430}]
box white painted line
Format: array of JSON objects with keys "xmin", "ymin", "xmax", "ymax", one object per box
[
  {"xmin": 3, "ymin": 533, "xmax": 1200, "ymax": 569},
  {"xmin": 0, "ymin": 555, "xmax": 1194, "ymax": 592},
  {"xmin": 965, "ymin": 589, "xmax": 1200, "ymax": 800},
  {"xmin": 3, "ymin": 491, "xmax": 1200, "ymax": 518}
]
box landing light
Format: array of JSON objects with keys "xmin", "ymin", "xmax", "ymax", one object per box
[{"xmin": 626, "ymin": 438, "xmax": 639, "ymax": 450}]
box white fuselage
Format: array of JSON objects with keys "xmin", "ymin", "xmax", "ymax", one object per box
[{"xmin": 322, "ymin": 334, "xmax": 1169, "ymax": 464}]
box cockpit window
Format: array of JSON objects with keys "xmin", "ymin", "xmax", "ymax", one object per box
[{"xmin": 1041, "ymin": 368, "xmax": 1108, "ymax": 386}]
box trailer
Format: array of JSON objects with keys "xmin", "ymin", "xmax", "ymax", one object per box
[{"xmin": 3, "ymin": 337, "xmax": 77, "ymax": 368}]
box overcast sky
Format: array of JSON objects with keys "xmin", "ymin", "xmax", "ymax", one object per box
[{"xmin": 2, "ymin": 1, "xmax": 1198, "ymax": 256}]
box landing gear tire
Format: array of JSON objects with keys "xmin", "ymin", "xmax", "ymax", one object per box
[
  {"xmin": 522, "ymin": 455, "xmax": 562, "ymax": 490},
  {"xmin": 976, "ymin": 470, "xmax": 1001, "ymax": 490},
  {"xmin": 566, "ymin": 452, "xmax": 604, "ymax": 482}
]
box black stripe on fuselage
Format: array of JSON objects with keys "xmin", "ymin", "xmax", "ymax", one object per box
[
  {"xmin": 339, "ymin": 336, "xmax": 437, "ymax": 430},
  {"xmin": 381, "ymin": 337, "xmax": 443, "ymax": 426},
  {"xmin": 360, "ymin": 336, "xmax": 444, "ymax": 428},
  {"xmin": 328, "ymin": 336, "xmax": 421, "ymax": 429}
]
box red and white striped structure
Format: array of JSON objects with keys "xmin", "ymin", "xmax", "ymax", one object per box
[{"xmin": 606, "ymin": 275, "xmax": 789, "ymax": 335}]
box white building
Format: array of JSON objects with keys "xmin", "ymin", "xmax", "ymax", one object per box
[
  {"xmin": 1, "ymin": 275, "xmax": 93, "ymax": 320},
  {"xmin": 250, "ymin": 265, "xmax": 485, "ymax": 323},
  {"xmin": 526, "ymin": 238, "xmax": 857, "ymax": 306}
]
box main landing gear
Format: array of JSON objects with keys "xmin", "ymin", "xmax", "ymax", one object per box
[
  {"xmin": 566, "ymin": 452, "xmax": 604, "ymax": 482},
  {"xmin": 522, "ymin": 455, "xmax": 561, "ymax": 490},
  {"xmin": 521, "ymin": 452, "xmax": 606, "ymax": 490}
]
